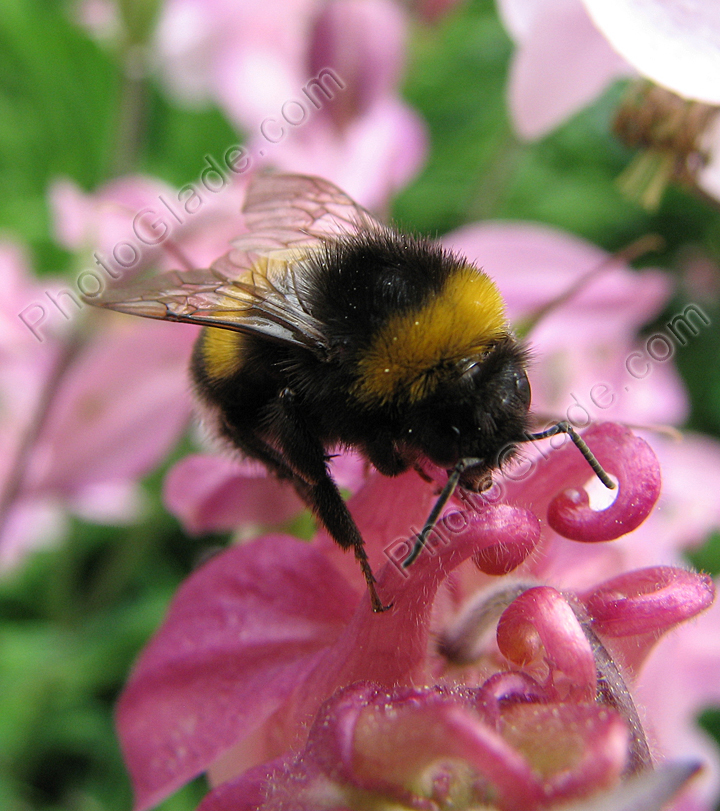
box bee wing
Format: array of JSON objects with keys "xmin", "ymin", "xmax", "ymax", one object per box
[
  {"xmin": 224, "ymin": 172, "xmax": 384, "ymax": 257},
  {"xmin": 90, "ymin": 174, "xmax": 383, "ymax": 356},
  {"xmin": 90, "ymin": 260, "xmax": 329, "ymax": 356}
]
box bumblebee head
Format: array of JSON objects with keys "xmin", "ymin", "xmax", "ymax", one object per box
[{"xmin": 409, "ymin": 338, "xmax": 531, "ymax": 489}]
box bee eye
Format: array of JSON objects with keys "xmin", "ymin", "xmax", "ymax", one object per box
[{"xmin": 515, "ymin": 370, "xmax": 531, "ymax": 407}]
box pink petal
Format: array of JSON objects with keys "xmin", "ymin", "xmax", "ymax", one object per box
[
  {"xmin": 294, "ymin": 504, "xmax": 541, "ymax": 724},
  {"xmin": 498, "ymin": 702, "xmax": 628, "ymax": 802},
  {"xmin": 625, "ymin": 433, "xmax": 720, "ymax": 562},
  {"xmin": 163, "ymin": 454, "xmax": 304, "ymax": 534},
  {"xmin": 635, "ymin": 601, "xmax": 720, "ymax": 807},
  {"xmin": 49, "ymin": 175, "xmax": 177, "ymax": 269},
  {"xmin": 350, "ymin": 689, "xmax": 543, "ymax": 810},
  {"xmin": 154, "ymin": 0, "xmax": 316, "ymax": 125},
  {"xmin": 0, "ymin": 242, "xmax": 70, "ymax": 347},
  {"xmin": 259, "ymin": 97, "xmax": 428, "ymax": 210},
  {"xmin": 117, "ymin": 534, "xmax": 355, "ymax": 811},
  {"xmin": 313, "ymin": 468, "xmax": 435, "ymax": 587},
  {"xmin": 583, "ymin": 0, "xmax": 720, "ymax": 105},
  {"xmin": 308, "ymin": 0, "xmax": 407, "ymax": 122},
  {"xmin": 473, "ymin": 514, "xmax": 540, "ymax": 574},
  {"xmin": 496, "ymin": 586, "xmax": 597, "ymax": 701},
  {"xmin": 68, "ymin": 479, "xmax": 145, "ymax": 523},
  {"xmin": 25, "ymin": 319, "xmax": 196, "ymax": 494},
  {"xmin": 582, "ymin": 567, "xmax": 715, "ymax": 638},
  {"xmin": 504, "ymin": 424, "xmax": 661, "ymax": 544},
  {"xmin": 0, "ymin": 496, "xmax": 67, "ymax": 571},
  {"xmin": 504, "ymin": 0, "xmax": 631, "ymax": 138}
]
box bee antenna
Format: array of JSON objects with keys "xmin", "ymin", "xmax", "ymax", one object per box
[
  {"xmin": 525, "ymin": 421, "xmax": 616, "ymax": 490},
  {"xmin": 402, "ymin": 457, "xmax": 484, "ymax": 568}
]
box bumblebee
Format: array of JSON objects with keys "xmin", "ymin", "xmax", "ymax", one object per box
[{"xmin": 90, "ymin": 173, "xmax": 613, "ymax": 613}]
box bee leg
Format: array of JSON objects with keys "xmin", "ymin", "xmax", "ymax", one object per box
[
  {"xmin": 272, "ymin": 389, "xmax": 391, "ymax": 614},
  {"xmin": 303, "ymin": 476, "xmax": 390, "ymax": 614}
]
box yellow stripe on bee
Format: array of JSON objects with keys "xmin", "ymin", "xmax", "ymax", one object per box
[
  {"xmin": 354, "ymin": 266, "xmax": 507, "ymax": 404},
  {"xmin": 202, "ymin": 327, "xmax": 245, "ymax": 379},
  {"xmin": 200, "ymin": 249, "xmax": 309, "ymax": 381}
]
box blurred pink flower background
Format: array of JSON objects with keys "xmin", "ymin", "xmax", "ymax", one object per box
[
  {"xmin": 2, "ymin": 1, "xmax": 720, "ymax": 810},
  {"xmin": 497, "ymin": 0, "xmax": 720, "ymax": 201}
]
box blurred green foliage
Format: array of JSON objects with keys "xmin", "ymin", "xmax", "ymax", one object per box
[{"xmin": 0, "ymin": 0, "xmax": 719, "ymax": 810}]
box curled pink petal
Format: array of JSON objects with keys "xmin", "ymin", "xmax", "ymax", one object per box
[
  {"xmin": 546, "ymin": 423, "xmax": 661, "ymax": 542},
  {"xmin": 583, "ymin": 566, "xmax": 715, "ymax": 638},
  {"xmin": 478, "ymin": 671, "xmax": 548, "ymax": 726},
  {"xmin": 378, "ymin": 504, "xmax": 541, "ymax": 608},
  {"xmin": 496, "ymin": 587, "xmax": 596, "ymax": 701},
  {"xmin": 472, "ymin": 516, "xmax": 540, "ymax": 574}
]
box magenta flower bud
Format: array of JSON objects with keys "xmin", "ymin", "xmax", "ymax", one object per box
[
  {"xmin": 497, "ymin": 587, "xmax": 597, "ymax": 701},
  {"xmin": 546, "ymin": 423, "xmax": 661, "ymax": 542}
]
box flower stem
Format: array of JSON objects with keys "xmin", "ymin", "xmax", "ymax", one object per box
[{"xmin": 0, "ymin": 335, "xmax": 83, "ymax": 550}]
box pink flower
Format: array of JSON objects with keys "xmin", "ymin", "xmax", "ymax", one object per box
[
  {"xmin": 0, "ymin": 315, "xmax": 196, "ymax": 569},
  {"xmin": 200, "ymin": 682, "xmax": 701, "ymax": 811},
  {"xmin": 163, "ymin": 451, "xmax": 367, "ymax": 536},
  {"xmin": 0, "ymin": 244, "xmax": 72, "ymax": 567},
  {"xmin": 49, "ymin": 174, "xmax": 251, "ymax": 284},
  {"xmin": 50, "ymin": 175, "xmax": 177, "ymax": 262},
  {"xmin": 0, "ymin": 234, "xmax": 198, "ymax": 568},
  {"xmin": 497, "ymin": 1, "xmax": 720, "ymax": 203},
  {"xmin": 113, "ymin": 422, "xmax": 711, "ymax": 811},
  {"xmin": 258, "ymin": 0, "xmax": 427, "ymax": 209},
  {"xmin": 498, "ymin": 0, "xmax": 720, "ymax": 140},
  {"xmin": 163, "ymin": 454, "xmax": 305, "ymax": 535},
  {"xmin": 22, "ymin": 318, "xmax": 197, "ymax": 519},
  {"xmin": 152, "ymin": 0, "xmax": 426, "ymax": 208},
  {"xmin": 497, "ymin": 0, "xmax": 633, "ymax": 139},
  {"xmin": 153, "ymin": 0, "xmax": 319, "ymax": 122}
]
